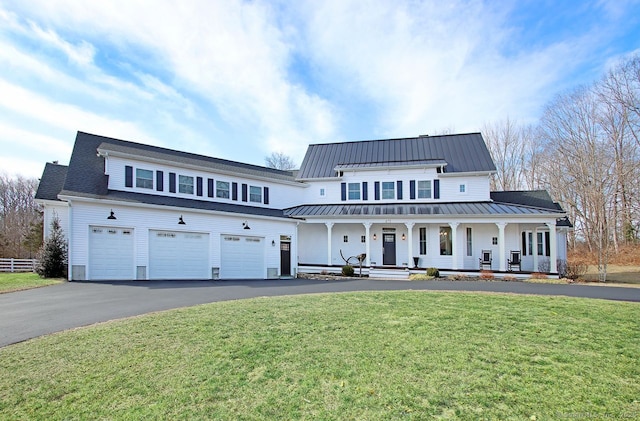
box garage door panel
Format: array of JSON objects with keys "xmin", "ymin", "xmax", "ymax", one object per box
[
  {"xmin": 89, "ymin": 227, "xmax": 134, "ymax": 280},
  {"xmin": 149, "ymin": 230, "xmax": 209, "ymax": 280},
  {"xmin": 220, "ymin": 235, "xmax": 264, "ymax": 279}
]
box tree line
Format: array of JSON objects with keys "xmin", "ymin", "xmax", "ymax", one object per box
[
  {"xmin": 0, "ymin": 174, "xmax": 42, "ymax": 258},
  {"xmin": 483, "ymin": 54, "xmax": 640, "ymax": 262}
]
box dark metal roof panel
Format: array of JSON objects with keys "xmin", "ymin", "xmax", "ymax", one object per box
[
  {"xmin": 284, "ymin": 201, "xmax": 565, "ymax": 217},
  {"xmin": 490, "ymin": 190, "xmax": 565, "ymax": 212},
  {"xmin": 297, "ymin": 133, "xmax": 496, "ymax": 179}
]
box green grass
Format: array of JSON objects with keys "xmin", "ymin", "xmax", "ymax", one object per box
[
  {"xmin": 0, "ymin": 272, "xmax": 63, "ymax": 293},
  {"xmin": 1, "ymin": 292, "xmax": 639, "ymax": 419}
]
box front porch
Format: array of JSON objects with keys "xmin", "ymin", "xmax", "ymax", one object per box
[{"xmin": 298, "ymin": 264, "xmax": 558, "ymax": 280}]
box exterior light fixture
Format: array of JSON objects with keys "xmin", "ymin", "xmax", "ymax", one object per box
[
  {"xmin": 243, "ymin": 221, "xmax": 251, "ymax": 230},
  {"xmin": 373, "ymin": 233, "xmax": 377, "ymax": 240},
  {"xmin": 178, "ymin": 215, "xmax": 186, "ymax": 225},
  {"xmin": 107, "ymin": 210, "xmax": 116, "ymax": 220},
  {"xmin": 402, "ymin": 233, "xmax": 406, "ymax": 240},
  {"xmin": 272, "ymin": 240, "xmax": 276, "ymax": 247}
]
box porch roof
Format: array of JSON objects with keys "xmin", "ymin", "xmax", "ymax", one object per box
[{"xmin": 284, "ymin": 201, "xmax": 565, "ymax": 217}]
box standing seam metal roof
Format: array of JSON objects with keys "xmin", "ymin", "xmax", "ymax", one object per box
[{"xmin": 297, "ymin": 133, "xmax": 496, "ymax": 179}]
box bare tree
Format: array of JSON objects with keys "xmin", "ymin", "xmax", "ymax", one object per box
[
  {"xmin": 0, "ymin": 174, "xmax": 42, "ymax": 258},
  {"xmin": 265, "ymin": 152, "xmax": 297, "ymax": 170}
]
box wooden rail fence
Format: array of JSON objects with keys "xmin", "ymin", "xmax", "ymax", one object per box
[{"xmin": 0, "ymin": 258, "xmax": 37, "ymax": 273}]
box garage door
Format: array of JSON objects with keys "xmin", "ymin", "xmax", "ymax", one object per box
[
  {"xmin": 220, "ymin": 235, "xmax": 264, "ymax": 279},
  {"xmin": 89, "ymin": 226, "xmax": 134, "ymax": 280},
  {"xmin": 149, "ymin": 230, "xmax": 210, "ymax": 280}
]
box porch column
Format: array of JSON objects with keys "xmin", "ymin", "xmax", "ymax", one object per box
[
  {"xmin": 449, "ymin": 222, "xmax": 459, "ymax": 270},
  {"xmin": 496, "ymin": 222, "xmax": 507, "ymax": 272},
  {"xmin": 363, "ymin": 222, "xmax": 372, "ymax": 266},
  {"xmin": 405, "ymin": 222, "xmax": 415, "ymax": 268},
  {"xmin": 547, "ymin": 221, "xmax": 558, "ymax": 273},
  {"xmin": 325, "ymin": 222, "xmax": 334, "ymax": 266},
  {"xmin": 533, "ymin": 228, "xmax": 539, "ymax": 272}
]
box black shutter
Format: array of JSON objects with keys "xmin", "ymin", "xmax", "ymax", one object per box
[
  {"xmin": 207, "ymin": 178, "xmax": 214, "ymax": 197},
  {"xmin": 125, "ymin": 166, "xmax": 133, "ymax": 187},
  {"xmin": 545, "ymin": 231, "xmax": 551, "ymax": 257},
  {"xmin": 410, "ymin": 180, "xmax": 415, "ymax": 200},
  {"xmin": 196, "ymin": 177, "xmax": 203, "ymax": 196},
  {"xmin": 362, "ymin": 182, "xmax": 368, "ymax": 200},
  {"xmin": 397, "ymin": 181, "xmax": 403, "ymax": 200},
  {"xmin": 169, "ymin": 172, "xmax": 176, "ymax": 193},
  {"xmin": 242, "ymin": 184, "xmax": 248, "ymax": 202},
  {"xmin": 341, "ymin": 183, "xmax": 347, "ymax": 201},
  {"xmin": 264, "ymin": 187, "xmax": 269, "ymax": 204},
  {"xmin": 156, "ymin": 171, "xmax": 164, "ymax": 191},
  {"xmin": 232, "ymin": 182, "xmax": 238, "ymax": 200},
  {"xmin": 522, "ymin": 232, "xmax": 527, "ymax": 256},
  {"xmin": 374, "ymin": 181, "xmax": 380, "ymax": 200},
  {"xmin": 434, "ymin": 179, "xmax": 440, "ymax": 199}
]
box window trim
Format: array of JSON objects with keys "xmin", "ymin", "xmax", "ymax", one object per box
[
  {"xmin": 348, "ymin": 182, "xmax": 361, "ymax": 200},
  {"xmin": 135, "ymin": 168, "xmax": 153, "ymax": 189}
]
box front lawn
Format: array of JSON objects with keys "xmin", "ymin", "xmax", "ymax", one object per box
[
  {"xmin": 0, "ymin": 291, "xmax": 638, "ymax": 419},
  {"xmin": 0, "ymin": 272, "xmax": 63, "ymax": 293}
]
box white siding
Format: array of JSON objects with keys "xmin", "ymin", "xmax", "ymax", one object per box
[{"xmin": 43, "ymin": 203, "xmax": 69, "ymax": 241}]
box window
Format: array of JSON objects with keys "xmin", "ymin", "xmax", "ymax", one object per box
[
  {"xmin": 348, "ymin": 183, "xmax": 361, "ymax": 200},
  {"xmin": 439, "ymin": 226, "xmax": 452, "ymax": 255},
  {"xmin": 250, "ymin": 186, "xmax": 262, "ymax": 203},
  {"xmin": 492, "ymin": 237, "xmax": 498, "ymax": 245},
  {"xmin": 418, "ymin": 180, "xmax": 431, "ymax": 199},
  {"xmin": 459, "ymin": 184, "xmax": 466, "ymax": 193},
  {"xmin": 419, "ymin": 227, "xmax": 427, "ymax": 255},
  {"xmin": 382, "ymin": 182, "xmax": 395, "ymax": 199},
  {"xmin": 537, "ymin": 232, "xmax": 544, "ymax": 255},
  {"xmin": 343, "ymin": 235, "xmax": 349, "ymax": 243},
  {"xmin": 179, "ymin": 175, "xmax": 194, "ymax": 194},
  {"xmin": 216, "ymin": 181, "xmax": 230, "ymax": 199},
  {"xmin": 361, "ymin": 235, "xmax": 366, "ymax": 243},
  {"xmin": 466, "ymin": 227, "xmax": 472, "ymax": 256},
  {"xmin": 320, "ymin": 188, "xmax": 325, "ymax": 197},
  {"xmin": 136, "ymin": 169, "xmax": 153, "ymax": 189}
]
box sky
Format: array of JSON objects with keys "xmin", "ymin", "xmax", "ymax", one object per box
[{"xmin": 1, "ymin": 0, "xmax": 639, "ymax": 179}]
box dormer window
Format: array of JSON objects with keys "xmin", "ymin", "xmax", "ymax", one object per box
[
  {"xmin": 179, "ymin": 175, "xmax": 194, "ymax": 194},
  {"xmin": 249, "ymin": 186, "xmax": 262, "ymax": 203},
  {"xmin": 216, "ymin": 181, "xmax": 230, "ymax": 199},
  {"xmin": 136, "ymin": 169, "xmax": 153, "ymax": 189},
  {"xmin": 381, "ymin": 182, "xmax": 395, "ymax": 200},
  {"xmin": 348, "ymin": 183, "xmax": 361, "ymax": 200},
  {"xmin": 417, "ymin": 180, "xmax": 431, "ymax": 199}
]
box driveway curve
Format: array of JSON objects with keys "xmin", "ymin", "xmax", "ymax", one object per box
[{"xmin": 1, "ymin": 278, "xmax": 639, "ymax": 348}]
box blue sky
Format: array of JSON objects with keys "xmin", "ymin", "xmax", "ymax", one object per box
[{"xmin": 1, "ymin": 0, "xmax": 639, "ymax": 178}]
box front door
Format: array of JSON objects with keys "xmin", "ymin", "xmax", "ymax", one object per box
[
  {"xmin": 383, "ymin": 234, "xmax": 396, "ymax": 265},
  {"xmin": 280, "ymin": 241, "xmax": 291, "ymax": 276}
]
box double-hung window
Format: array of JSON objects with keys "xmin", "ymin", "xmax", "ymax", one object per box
[
  {"xmin": 249, "ymin": 186, "xmax": 262, "ymax": 203},
  {"xmin": 439, "ymin": 226, "xmax": 452, "ymax": 256},
  {"xmin": 216, "ymin": 181, "xmax": 230, "ymax": 199},
  {"xmin": 136, "ymin": 169, "xmax": 153, "ymax": 189},
  {"xmin": 348, "ymin": 183, "xmax": 361, "ymax": 200},
  {"xmin": 419, "ymin": 227, "xmax": 427, "ymax": 255},
  {"xmin": 382, "ymin": 182, "xmax": 395, "ymax": 200},
  {"xmin": 417, "ymin": 180, "xmax": 431, "ymax": 199},
  {"xmin": 179, "ymin": 175, "xmax": 194, "ymax": 194}
]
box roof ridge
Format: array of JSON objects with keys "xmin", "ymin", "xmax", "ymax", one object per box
[{"xmin": 307, "ymin": 132, "xmax": 482, "ymax": 147}]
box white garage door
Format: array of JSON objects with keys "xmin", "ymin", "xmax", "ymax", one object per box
[
  {"xmin": 220, "ymin": 235, "xmax": 264, "ymax": 279},
  {"xmin": 149, "ymin": 230, "xmax": 210, "ymax": 280},
  {"xmin": 89, "ymin": 226, "xmax": 134, "ymax": 280}
]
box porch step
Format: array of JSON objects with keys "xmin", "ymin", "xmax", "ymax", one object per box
[{"xmin": 369, "ymin": 268, "xmax": 411, "ymax": 280}]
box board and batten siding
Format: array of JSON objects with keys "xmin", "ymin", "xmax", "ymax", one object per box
[{"xmin": 67, "ymin": 201, "xmax": 297, "ymax": 280}]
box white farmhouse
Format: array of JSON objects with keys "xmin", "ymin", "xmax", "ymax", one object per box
[{"xmin": 35, "ymin": 131, "xmax": 570, "ymax": 280}]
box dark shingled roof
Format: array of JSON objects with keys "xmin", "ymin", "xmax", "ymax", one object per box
[
  {"xmin": 35, "ymin": 163, "xmax": 68, "ymax": 201},
  {"xmin": 297, "ymin": 133, "xmax": 496, "ymax": 179},
  {"xmin": 285, "ymin": 201, "xmax": 565, "ymax": 218},
  {"xmin": 490, "ymin": 190, "xmax": 563, "ymax": 211},
  {"xmin": 53, "ymin": 131, "xmax": 295, "ymax": 218}
]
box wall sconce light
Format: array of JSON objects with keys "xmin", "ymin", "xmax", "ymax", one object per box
[
  {"xmin": 178, "ymin": 215, "xmax": 186, "ymax": 225},
  {"xmin": 402, "ymin": 233, "xmax": 406, "ymax": 240},
  {"xmin": 243, "ymin": 221, "xmax": 251, "ymax": 230},
  {"xmin": 272, "ymin": 240, "xmax": 276, "ymax": 247},
  {"xmin": 373, "ymin": 233, "xmax": 377, "ymax": 240},
  {"xmin": 107, "ymin": 210, "xmax": 116, "ymax": 220}
]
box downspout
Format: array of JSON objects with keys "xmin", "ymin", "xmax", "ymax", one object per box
[{"xmin": 67, "ymin": 201, "xmax": 73, "ymax": 281}]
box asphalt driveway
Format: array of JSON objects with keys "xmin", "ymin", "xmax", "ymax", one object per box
[{"xmin": 1, "ymin": 278, "xmax": 639, "ymax": 348}]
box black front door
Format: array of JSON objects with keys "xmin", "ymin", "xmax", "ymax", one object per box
[
  {"xmin": 280, "ymin": 241, "xmax": 291, "ymax": 276},
  {"xmin": 383, "ymin": 234, "xmax": 396, "ymax": 265}
]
